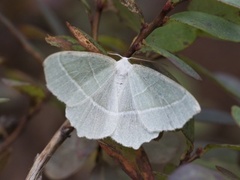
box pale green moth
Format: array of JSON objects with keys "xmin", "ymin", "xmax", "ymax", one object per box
[{"xmin": 43, "ymin": 51, "xmax": 201, "ymax": 149}]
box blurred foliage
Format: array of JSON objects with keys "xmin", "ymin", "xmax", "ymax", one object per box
[
  {"xmin": 232, "ymin": 105, "xmax": 240, "ymax": 127},
  {"xmin": 0, "ymin": 0, "xmax": 240, "ymax": 179}
]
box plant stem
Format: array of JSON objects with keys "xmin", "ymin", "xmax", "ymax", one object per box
[
  {"xmin": 91, "ymin": 0, "xmax": 105, "ymax": 40},
  {"xmin": 0, "ymin": 12, "xmax": 43, "ymax": 64},
  {"xmin": 26, "ymin": 120, "xmax": 74, "ymax": 180},
  {"xmin": 126, "ymin": 0, "xmax": 188, "ymax": 57}
]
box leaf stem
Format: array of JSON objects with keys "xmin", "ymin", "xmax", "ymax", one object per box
[{"xmin": 91, "ymin": 0, "xmax": 105, "ymax": 40}]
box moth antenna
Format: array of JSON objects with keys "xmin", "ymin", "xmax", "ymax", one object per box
[
  {"xmin": 107, "ymin": 52, "xmax": 123, "ymax": 59},
  {"xmin": 128, "ymin": 56, "xmax": 155, "ymax": 63},
  {"xmin": 107, "ymin": 52, "xmax": 157, "ymax": 63}
]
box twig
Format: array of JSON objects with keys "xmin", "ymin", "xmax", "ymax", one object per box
[
  {"xmin": 26, "ymin": 120, "xmax": 74, "ymax": 180},
  {"xmin": 0, "ymin": 117, "xmax": 26, "ymax": 154},
  {"xmin": 99, "ymin": 140, "xmax": 154, "ymax": 180},
  {"xmin": 125, "ymin": 0, "xmax": 188, "ymax": 57},
  {"xmin": 0, "ymin": 11, "xmax": 43, "ymax": 64},
  {"xmin": 90, "ymin": 0, "xmax": 105, "ymax": 40}
]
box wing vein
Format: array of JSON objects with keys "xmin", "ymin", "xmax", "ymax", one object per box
[{"xmin": 88, "ymin": 60, "xmax": 100, "ymax": 87}]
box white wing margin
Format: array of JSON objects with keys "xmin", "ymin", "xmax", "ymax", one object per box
[
  {"xmin": 44, "ymin": 51, "xmax": 116, "ymax": 107},
  {"xmin": 128, "ymin": 64, "xmax": 201, "ymax": 132}
]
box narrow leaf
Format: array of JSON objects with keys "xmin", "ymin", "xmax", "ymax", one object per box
[
  {"xmin": 119, "ymin": 0, "xmax": 143, "ymax": 18},
  {"xmin": 182, "ymin": 58, "xmax": 240, "ymax": 100},
  {"xmin": 171, "ymin": 11, "xmax": 240, "ymax": 42},
  {"xmin": 196, "ymin": 108, "xmax": 235, "ymax": 125},
  {"xmin": 80, "ymin": 0, "xmax": 91, "ymax": 13},
  {"xmin": 217, "ymin": 0, "xmax": 240, "ymax": 9},
  {"xmin": 214, "ymin": 73, "xmax": 240, "ymax": 100},
  {"xmin": 169, "ymin": 164, "xmax": 225, "ymax": 180},
  {"xmin": 98, "ymin": 35, "xmax": 128, "ymax": 52},
  {"xmin": 66, "ymin": 22, "xmax": 106, "ymax": 54},
  {"xmin": 16, "ymin": 85, "xmax": 45, "ymax": 105},
  {"xmin": 112, "ymin": 0, "xmax": 142, "ymax": 32},
  {"xmin": 0, "ymin": 98, "xmax": 9, "ymax": 103},
  {"xmin": 0, "ymin": 149, "xmax": 11, "ymax": 171},
  {"xmin": 203, "ymin": 144, "xmax": 240, "ymax": 155},
  {"xmin": 189, "ymin": 0, "xmax": 240, "ymax": 25},
  {"xmin": 216, "ymin": 165, "xmax": 240, "ymax": 180},
  {"xmin": 45, "ymin": 132, "xmax": 97, "ymax": 179},
  {"xmin": 231, "ymin": 106, "xmax": 240, "ymax": 127},
  {"xmin": 90, "ymin": 160, "xmax": 130, "ymax": 180},
  {"xmin": 144, "ymin": 132, "xmax": 186, "ymax": 166},
  {"xmin": 45, "ymin": 35, "xmax": 84, "ymax": 51},
  {"xmin": 143, "ymin": 44, "xmax": 201, "ymax": 80},
  {"xmin": 181, "ymin": 119, "xmax": 194, "ymax": 153},
  {"xmin": 154, "ymin": 172, "xmax": 168, "ymax": 180}
]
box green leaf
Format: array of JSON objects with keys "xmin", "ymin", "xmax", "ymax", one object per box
[
  {"xmin": 169, "ymin": 164, "xmax": 225, "ymax": 179},
  {"xmin": 2, "ymin": 78, "xmax": 46, "ymax": 111},
  {"xmin": 112, "ymin": 0, "xmax": 142, "ymax": 32},
  {"xmin": 146, "ymin": 21, "xmax": 197, "ymax": 52},
  {"xmin": 189, "ymin": 0, "xmax": 240, "ymax": 25},
  {"xmin": 19, "ymin": 24, "xmax": 46, "ymax": 40},
  {"xmin": 16, "ymin": 85, "xmax": 45, "ymax": 105},
  {"xmin": 0, "ymin": 98, "xmax": 9, "ymax": 103},
  {"xmin": 80, "ymin": 0, "xmax": 91, "ymax": 13},
  {"xmin": 154, "ymin": 172, "xmax": 168, "ymax": 180},
  {"xmin": 2, "ymin": 78, "xmax": 29, "ymax": 86},
  {"xmin": 214, "ymin": 73, "xmax": 240, "ymax": 100},
  {"xmin": 196, "ymin": 108, "xmax": 235, "ymax": 125},
  {"xmin": 144, "ymin": 132, "xmax": 186, "ymax": 167},
  {"xmin": 216, "ymin": 165, "xmax": 240, "ymax": 180},
  {"xmin": 217, "ymin": 0, "xmax": 240, "ymax": 9},
  {"xmin": 203, "ymin": 144, "xmax": 240, "ymax": 154},
  {"xmin": 119, "ymin": 0, "xmax": 143, "ymax": 17},
  {"xmin": 181, "ymin": 119, "xmax": 194, "ymax": 151},
  {"xmin": 231, "ymin": 105, "xmax": 240, "ymax": 127},
  {"xmin": 0, "ymin": 149, "xmax": 11, "ymax": 171},
  {"xmin": 182, "ymin": 58, "xmax": 240, "ymax": 100},
  {"xmin": 171, "ymin": 11, "xmax": 240, "ymax": 42},
  {"xmin": 142, "ymin": 44, "xmax": 201, "ymax": 80},
  {"xmin": 45, "ymin": 132, "xmax": 97, "ymax": 179},
  {"xmin": 90, "ymin": 160, "xmax": 130, "ymax": 180},
  {"xmin": 98, "ymin": 35, "xmax": 128, "ymax": 52}
]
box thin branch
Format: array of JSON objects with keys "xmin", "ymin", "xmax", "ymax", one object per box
[
  {"xmin": 90, "ymin": 0, "xmax": 105, "ymax": 40},
  {"xmin": 99, "ymin": 140, "xmax": 154, "ymax": 180},
  {"xmin": 125, "ymin": 0, "xmax": 188, "ymax": 57},
  {"xmin": 0, "ymin": 116, "xmax": 26, "ymax": 154},
  {"xmin": 0, "ymin": 11, "xmax": 43, "ymax": 64},
  {"xmin": 0, "ymin": 101, "xmax": 42, "ymax": 154},
  {"xmin": 26, "ymin": 120, "xmax": 74, "ymax": 180}
]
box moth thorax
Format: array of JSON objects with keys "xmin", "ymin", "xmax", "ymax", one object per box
[
  {"xmin": 115, "ymin": 58, "xmax": 132, "ymax": 95},
  {"xmin": 116, "ymin": 57, "xmax": 132, "ymax": 76}
]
